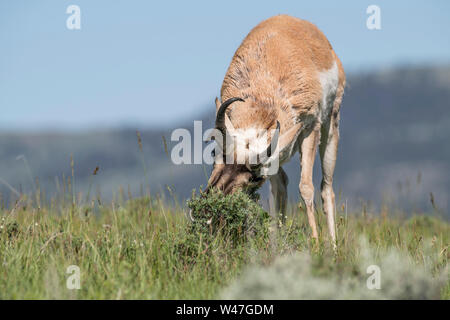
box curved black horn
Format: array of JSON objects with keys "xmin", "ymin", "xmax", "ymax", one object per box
[
  {"xmin": 265, "ymin": 121, "xmax": 280, "ymax": 159},
  {"xmin": 215, "ymin": 97, "xmax": 244, "ymax": 131}
]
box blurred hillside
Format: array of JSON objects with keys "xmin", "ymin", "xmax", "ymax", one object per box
[{"xmin": 1, "ymin": 65, "xmax": 449, "ymax": 214}]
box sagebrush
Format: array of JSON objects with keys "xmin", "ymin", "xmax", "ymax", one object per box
[{"xmin": 0, "ymin": 192, "xmax": 448, "ymax": 299}]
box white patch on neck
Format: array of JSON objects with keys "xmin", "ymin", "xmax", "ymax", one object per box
[
  {"xmin": 318, "ymin": 61, "xmax": 339, "ymax": 123},
  {"xmin": 230, "ymin": 127, "xmax": 272, "ymax": 165}
]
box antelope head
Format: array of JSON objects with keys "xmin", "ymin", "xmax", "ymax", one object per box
[{"xmin": 206, "ymin": 97, "xmax": 296, "ymax": 195}]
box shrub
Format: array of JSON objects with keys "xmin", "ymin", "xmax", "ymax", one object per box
[
  {"xmin": 187, "ymin": 188, "xmax": 269, "ymax": 244},
  {"xmin": 221, "ymin": 238, "xmax": 447, "ymax": 299},
  {"xmin": 175, "ymin": 189, "xmax": 270, "ymax": 264}
]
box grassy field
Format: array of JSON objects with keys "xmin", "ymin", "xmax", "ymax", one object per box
[{"xmin": 0, "ymin": 189, "xmax": 448, "ymax": 300}]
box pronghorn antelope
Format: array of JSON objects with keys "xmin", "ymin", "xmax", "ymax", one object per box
[{"xmin": 206, "ymin": 15, "xmax": 345, "ymax": 244}]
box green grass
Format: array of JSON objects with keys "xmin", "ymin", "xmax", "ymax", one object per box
[{"xmin": 0, "ymin": 191, "xmax": 448, "ymax": 299}]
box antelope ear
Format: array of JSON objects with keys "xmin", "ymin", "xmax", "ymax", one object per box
[{"xmin": 215, "ymin": 97, "xmax": 221, "ymax": 110}]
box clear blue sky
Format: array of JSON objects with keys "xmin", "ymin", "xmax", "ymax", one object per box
[{"xmin": 1, "ymin": 0, "xmax": 449, "ymax": 130}]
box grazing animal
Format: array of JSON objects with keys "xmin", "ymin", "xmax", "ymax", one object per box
[{"xmin": 207, "ymin": 15, "xmax": 345, "ymax": 244}]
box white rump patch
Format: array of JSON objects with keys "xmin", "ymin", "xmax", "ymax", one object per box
[{"xmin": 318, "ymin": 61, "xmax": 339, "ymax": 123}]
